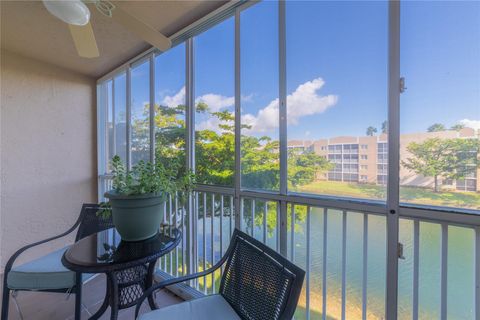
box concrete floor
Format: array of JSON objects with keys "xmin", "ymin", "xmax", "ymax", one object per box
[{"xmin": 0, "ymin": 274, "xmax": 183, "ymax": 320}]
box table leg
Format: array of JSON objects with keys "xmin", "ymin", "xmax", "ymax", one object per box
[
  {"xmin": 89, "ymin": 275, "xmax": 110, "ymax": 320},
  {"xmin": 146, "ymin": 261, "xmax": 159, "ymax": 310},
  {"xmin": 109, "ymin": 273, "xmax": 120, "ymax": 320}
]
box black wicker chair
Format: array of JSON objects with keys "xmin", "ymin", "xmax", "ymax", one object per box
[
  {"xmin": 135, "ymin": 228, "xmax": 305, "ymax": 320},
  {"xmin": 1, "ymin": 203, "xmax": 113, "ymax": 320}
]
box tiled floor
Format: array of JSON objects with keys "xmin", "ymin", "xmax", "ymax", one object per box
[{"xmin": 0, "ymin": 274, "xmax": 183, "ymax": 320}]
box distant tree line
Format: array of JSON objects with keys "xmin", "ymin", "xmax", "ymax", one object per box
[{"xmin": 365, "ymin": 121, "xmax": 468, "ymax": 136}]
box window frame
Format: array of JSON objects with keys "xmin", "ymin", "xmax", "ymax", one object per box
[
  {"xmin": 97, "ymin": 1, "xmax": 480, "ymax": 235},
  {"xmin": 96, "ymin": 0, "xmax": 480, "ymax": 240},
  {"xmin": 96, "ymin": 2, "xmax": 480, "ymax": 319}
]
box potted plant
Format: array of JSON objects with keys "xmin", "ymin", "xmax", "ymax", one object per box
[{"xmin": 98, "ymin": 155, "xmax": 194, "ymax": 241}]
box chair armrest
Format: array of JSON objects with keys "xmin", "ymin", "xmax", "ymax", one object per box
[
  {"xmin": 3, "ymin": 220, "xmax": 81, "ymax": 278},
  {"xmin": 135, "ymin": 259, "xmax": 225, "ymax": 319}
]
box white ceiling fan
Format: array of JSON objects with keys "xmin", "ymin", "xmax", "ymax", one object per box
[{"xmin": 43, "ymin": 0, "xmax": 172, "ymax": 58}]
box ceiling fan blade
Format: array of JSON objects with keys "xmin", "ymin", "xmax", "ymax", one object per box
[
  {"xmin": 68, "ymin": 22, "xmax": 100, "ymax": 58},
  {"xmin": 111, "ymin": 6, "xmax": 171, "ymax": 52}
]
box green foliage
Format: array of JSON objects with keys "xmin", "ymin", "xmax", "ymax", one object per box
[
  {"xmin": 450, "ymin": 123, "xmax": 465, "ymax": 131},
  {"xmin": 98, "ymin": 154, "xmax": 195, "ymax": 217},
  {"xmin": 109, "ymin": 155, "xmax": 194, "ymax": 196},
  {"xmin": 241, "ymin": 135, "xmax": 280, "ymax": 190},
  {"xmin": 381, "ymin": 120, "xmax": 388, "ymax": 134},
  {"xmin": 195, "ymin": 110, "xmax": 236, "ymax": 186},
  {"xmin": 129, "ymin": 100, "xmax": 335, "ymax": 233},
  {"xmin": 402, "ymin": 138, "xmax": 480, "ymax": 192},
  {"xmin": 288, "ymin": 149, "xmax": 333, "ymax": 188},
  {"xmin": 427, "ymin": 123, "xmax": 446, "ymax": 132},
  {"xmin": 366, "ymin": 126, "xmax": 377, "ymax": 136}
]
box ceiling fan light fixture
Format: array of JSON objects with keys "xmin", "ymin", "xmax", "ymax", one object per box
[{"xmin": 43, "ymin": 0, "xmax": 91, "ymax": 26}]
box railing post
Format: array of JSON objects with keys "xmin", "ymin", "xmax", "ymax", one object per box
[
  {"xmin": 278, "ymin": 0, "xmax": 288, "ymax": 260},
  {"xmin": 362, "ymin": 213, "xmax": 368, "ymax": 320},
  {"xmin": 111, "ymin": 78, "xmax": 116, "ymax": 159},
  {"xmin": 279, "ymin": 201, "xmax": 288, "ymax": 257},
  {"xmin": 341, "ymin": 210, "xmax": 347, "ymax": 320},
  {"xmin": 234, "ymin": 6, "xmax": 242, "ymax": 231},
  {"xmin": 386, "ymin": 1, "xmax": 401, "ymax": 319},
  {"xmin": 476, "ymin": 226, "xmax": 480, "ymax": 320},
  {"xmin": 149, "ymin": 53, "xmax": 155, "ymax": 164},
  {"xmin": 306, "ymin": 207, "xmax": 311, "ymax": 320},
  {"xmin": 185, "ymin": 37, "xmax": 195, "ymax": 277},
  {"xmin": 440, "ymin": 223, "xmax": 448, "ymax": 320},
  {"xmin": 97, "ymin": 83, "xmax": 107, "ymax": 181},
  {"xmin": 126, "ymin": 66, "xmax": 132, "ymax": 170},
  {"xmin": 413, "ymin": 219, "xmax": 420, "ymax": 320},
  {"xmin": 322, "ymin": 208, "xmax": 328, "ymax": 320}
]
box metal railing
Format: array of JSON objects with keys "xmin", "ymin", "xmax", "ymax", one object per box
[
  {"xmin": 191, "ymin": 190, "xmax": 236, "ymax": 294},
  {"xmin": 98, "ymin": 175, "xmax": 480, "ymax": 320}
]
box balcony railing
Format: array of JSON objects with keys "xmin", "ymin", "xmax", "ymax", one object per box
[{"xmin": 98, "ymin": 175, "xmax": 480, "ymax": 319}]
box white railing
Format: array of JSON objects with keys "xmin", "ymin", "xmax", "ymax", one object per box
[
  {"xmin": 191, "ymin": 190, "xmax": 236, "ymax": 294},
  {"xmin": 98, "ymin": 175, "xmax": 480, "ymax": 320}
]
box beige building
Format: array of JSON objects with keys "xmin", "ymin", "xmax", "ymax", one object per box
[{"xmin": 288, "ymin": 127, "xmax": 479, "ymax": 192}]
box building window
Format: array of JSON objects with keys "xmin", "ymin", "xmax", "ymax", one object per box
[
  {"xmin": 377, "ymin": 164, "xmax": 388, "ymax": 175},
  {"xmin": 361, "ymin": 155, "xmax": 368, "ymax": 160},
  {"xmin": 377, "ymin": 142, "xmax": 388, "ymax": 153},
  {"xmin": 456, "ymin": 179, "xmax": 477, "ymax": 192},
  {"xmin": 444, "ymin": 179, "xmax": 453, "ymax": 186},
  {"xmin": 361, "ymin": 165, "xmax": 368, "ymax": 170},
  {"xmin": 377, "ymin": 153, "xmax": 388, "ymax": 164},
  {"xmin": 377, "ymin": 175, "xmax": 387, "ymax": 185}
]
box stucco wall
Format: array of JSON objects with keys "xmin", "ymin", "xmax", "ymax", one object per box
[{"xmin": 0, "ymin": 50, "xmax": 97, "ymax": 272}]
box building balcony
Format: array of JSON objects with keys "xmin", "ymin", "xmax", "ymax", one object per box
[{"xmin": 1, "ymin": 0, "xmax": 479, "ymax": 319}]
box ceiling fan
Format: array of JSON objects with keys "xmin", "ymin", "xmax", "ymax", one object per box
[{"xmin": 42, "ymin": 0, "xmax": 172, "ymax": 58}]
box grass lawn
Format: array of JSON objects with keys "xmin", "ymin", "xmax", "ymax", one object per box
[{"xmin": 296, "ymin": 180, "xmax": 480, "ymax": 210}]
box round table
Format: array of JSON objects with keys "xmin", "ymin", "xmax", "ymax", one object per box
[{"xmin": 62, "ymin": 227, "xmax": 181, "ymax": 320}]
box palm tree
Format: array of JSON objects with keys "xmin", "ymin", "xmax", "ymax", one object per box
[
  {"xmin": 450, "ymin": 123, "xmax": 465, "ymax": 131},
  {"xmin": 366, "ymin": 126, "xmax": 378, "ymax": 136},
  {"xmin": 427, "ymin": 123, "xmax": 446, "ymax": 132},
  {"xmin": 381, "ymin": 121, "xmax": 388, "ymax": 134}
]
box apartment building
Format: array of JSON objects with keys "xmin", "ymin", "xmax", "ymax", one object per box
[{"xmin": 288, "ymin": 127, "xmax": 479, "ymax": 192}]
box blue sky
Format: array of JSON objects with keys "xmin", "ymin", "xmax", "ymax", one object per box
[{"xmin": 129, "ymin": 0, "xmax": 479, "ymax": 141}]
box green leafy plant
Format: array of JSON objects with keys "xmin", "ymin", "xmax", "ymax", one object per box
[
  {"xmin": 98, "ymin": 155, "xmax": 195, "ymax": 218},
  {"xmin": 402, "ymin": 138, "xmax": 480, "ymax": 192}
]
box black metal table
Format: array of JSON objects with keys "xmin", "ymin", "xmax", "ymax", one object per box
[{"xmin": 62, "ymin": 227, "xmax": 181, "ymax": 320}]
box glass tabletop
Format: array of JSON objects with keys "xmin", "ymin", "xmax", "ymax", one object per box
[{"xmin": 62, "ymin": 227, "xmax": 181, "ymax": 273}]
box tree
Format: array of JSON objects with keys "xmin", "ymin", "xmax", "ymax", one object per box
[
  {"xmin": 366, "ymin": 126, "xmax": 377, "ymax": 136},
  {"xmin": 427, "ymin": 123, "xmax": 446, "ymax": 132},
  {"xmin": 288, "ymin": 149, "xmax": 333, "ymax": 188},
  {"xmin": 132, "ymin": 100, "xmax": 334, "ymax": 234},
  {"xmin": 381, "ymin": 121, "xmax": 388, "ymax": 134},
  {"xmin": 402, "ymin": 138, "xmax": 480, "ymax": 192},
  {"xmin": 450, "ymin": 123, "xmax": 465, "ymax": 131}
]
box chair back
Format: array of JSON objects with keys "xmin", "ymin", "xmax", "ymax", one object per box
[
  {"xmin": 219, "ymin": 229, "xmax": 305, "ymax": 320},
  {"xmin": 75, "ymin": 203, "xmax": 114, "ymax": 241}
]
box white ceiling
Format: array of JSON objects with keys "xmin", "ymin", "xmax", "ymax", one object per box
[{"xmin": 1, "ymin": 0, "xmax": 226, "ymax": 78}]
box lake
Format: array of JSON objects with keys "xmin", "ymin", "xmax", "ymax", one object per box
[{"xmin": 188, "ymin": 207, "xmax": 476, "ymax": 319}]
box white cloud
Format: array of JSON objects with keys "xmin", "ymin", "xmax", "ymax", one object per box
[
  {"xmin": 459, "ymin": 119, "xmax": 480, "ymax": 131},
  {"xmin": 163, "ymin": 78, "xmax": 338, "ymax": 135},
  {"xmin": 196, "ymin": 94, "xmax": 234, "ymax": 112},
  {"xmin": 162, "ymin": 87, "xmax": 185, "ymax": 108},
  {"xmin": 242, "ymin": 78, "xmax": 338, "ymax": 133},
  {"xmin": 161, "ymin": 86, "xmax": 234, "ymax": 112},
  {"xmin": 241, "ymin": 94, "xmax": 254, "ymax": 103}
]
